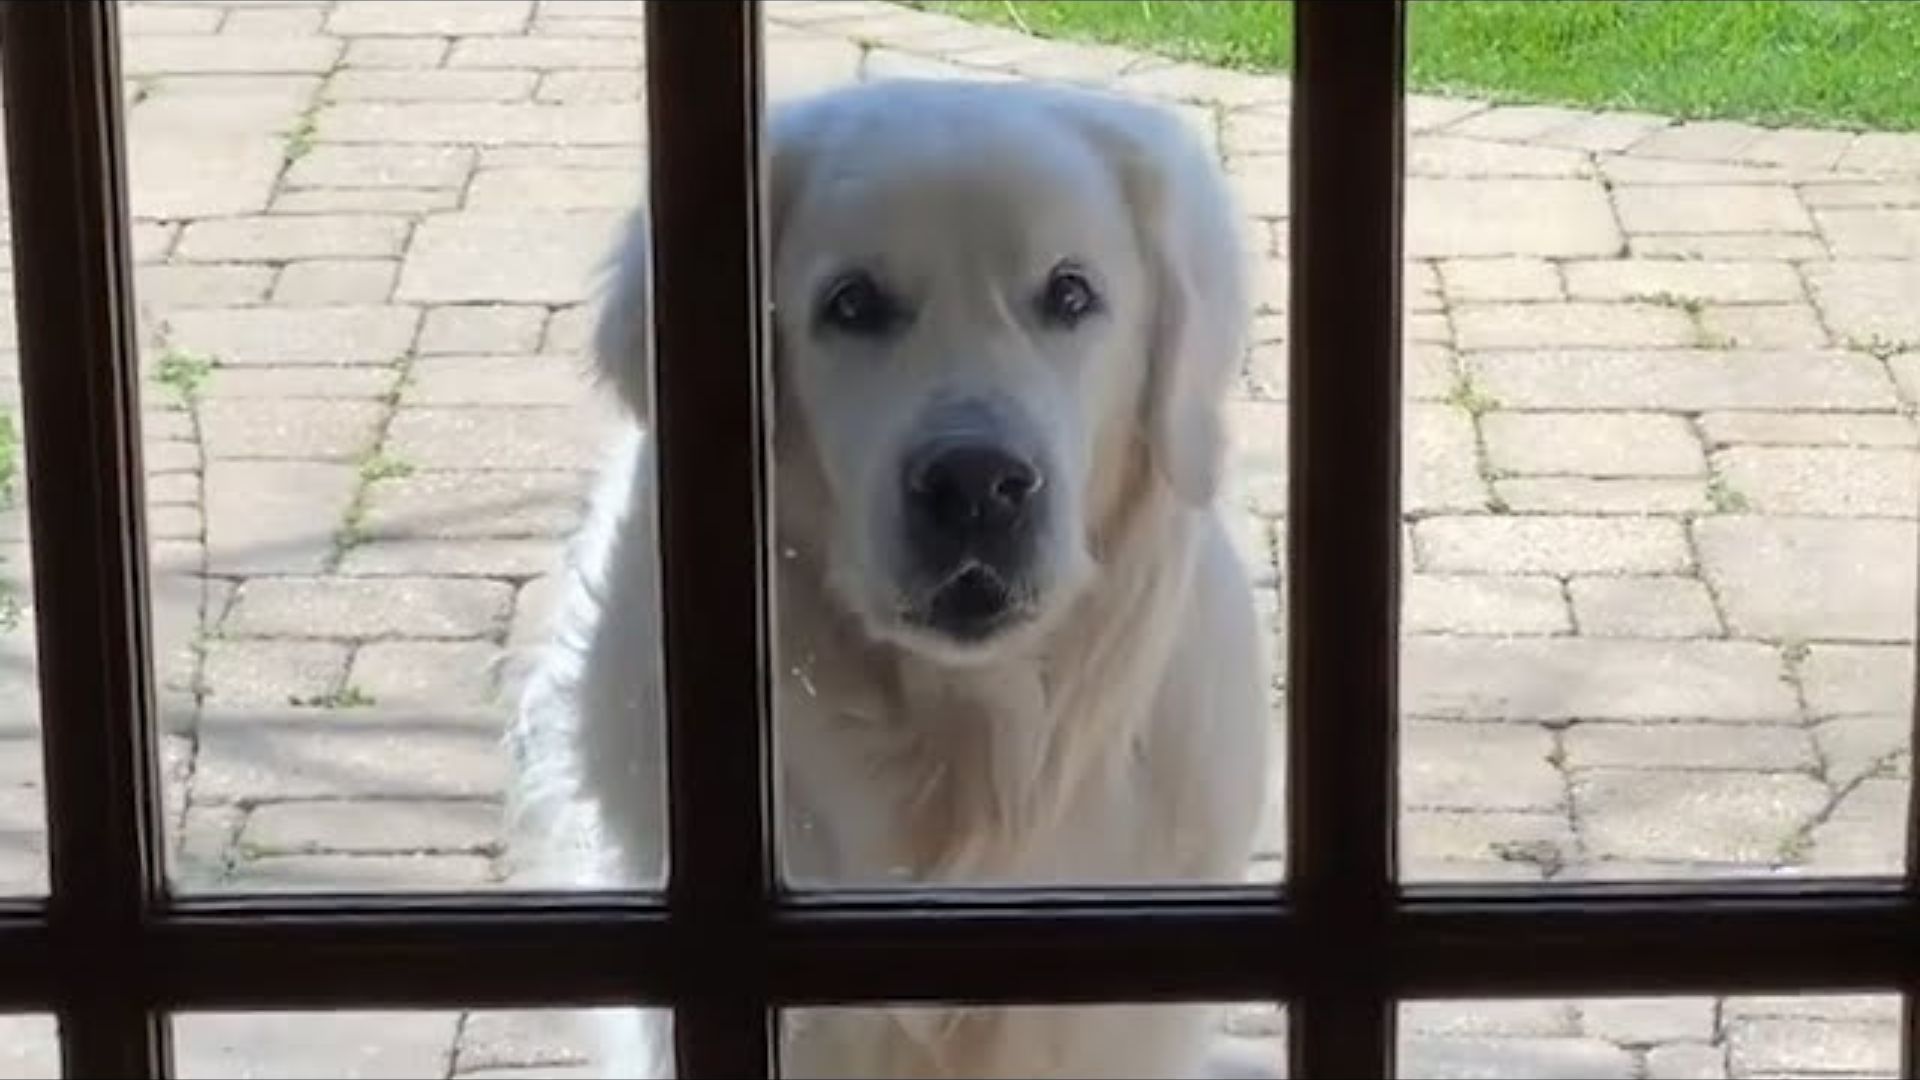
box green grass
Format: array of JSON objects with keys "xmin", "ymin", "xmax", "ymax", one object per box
[
  {"xmin": 917, "ymin": 1, "xmax": 1920, "ymax": 131},
  {"xmin": 154, "ymin": 347, "xmax": 217, "ymax": 406}
]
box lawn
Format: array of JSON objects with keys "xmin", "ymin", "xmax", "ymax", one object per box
[{"xmin": 914, "ymin": 1, "xmax": 1920, "ymax": 132}]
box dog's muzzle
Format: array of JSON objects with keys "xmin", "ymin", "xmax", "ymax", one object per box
[{"xmin": 900, "ymin": 426, "xmax": 1046, "ymax": 641}]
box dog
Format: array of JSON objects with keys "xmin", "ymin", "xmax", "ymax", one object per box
[{"xmin": 507, "ymin": 78, "xmax": 1271, "ymax": 1079}]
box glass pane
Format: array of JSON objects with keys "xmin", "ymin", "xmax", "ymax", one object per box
[
  {"xmin": 0, "ymin": 87, "xmax": 46, "ymax": 896},
  {"xmin": 1397, "ymin": 3, "xmax": 1916, "ymax": 883},
  {"xmin": 781, "ymin": 1002, "xmax": 1283, "ymax": 1079},
  {"xmin": 172, "ymin": 1008, "xmax": 621, "ymax": 1079},
  {"xmin": 0, "ymin": 1015, "xmax": 58, "ymax": 1080},
  {"xmin": 761, "ymin": 5, "xmax": 1289, "ymax": 891},
  {"xmin": 121, "ymin": 2, "xmax": 660, "ymax": 892},
  {"xmin": 1399, "ymin": 994, "xmax": 1901, "ymax": 1080}
]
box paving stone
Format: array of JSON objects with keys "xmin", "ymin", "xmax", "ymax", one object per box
[
  {"xmin": 1438, "ymin": 258, "xmax": 1561, "ymax": 303},
  {"xmin": 1699, "ymin": 411, "xmax": 1917, "ymax": 449},
  {"xmin": 1494, "ymin": 477, "xmax": 1709, "ymax": 516},
  {"xmin": 1629, "ymin": 120, "xmax": 1766, "ymax": 162},
  {"xmin": 363, "ymin": 471, "xmax": 587, "ymax": 541},
  {"xmin": 123, "ymin": 6, "xmax": 226, "ymax": 34},
  {"xmin": 320, "ymin": 102, "xmax": 639, "ymax": 146},
  {"xmin": 408, "ymin": 356, "xmax": 594, "ymax": 407},
  {"xmin": 1446, "ymin": 104, "xmax": 1590, "ymax": 142},
  {"xmin": 147, "ymin": 504, "xmax": 203, "ymax": 540},
  {"xmin": 1816, "ymin": 206, "xmax": 1920, "ymax": 258},
  {"xmin": 1803, "ymin": 777, "xmax": 1906, "ymax": 875},
  {"xmin": 1697, "ymin": 517, "xmax": 1916, "ymax": 641},
  {"xmin": 1404, "ymin": 574, "xmax": 1570, "ymax": 636},
  {"xmin": 1564, "ymin": 722, "xmax": 1813, "ymax": 773},
  {"xmin": 455, "ymin": 1010, "xmax": 591, "ymax": 1073},
  {"xmin": 202, "ymin": 366, "xmax": 397, "ymax": 401},
  {"xmin": 124, "ymin": 34, "xmax": 339, "ymax": 76},
  {"xmin": 1535, "ymin": 111, "xmax": 1670, "ymax": 154},
  {"xmin": 466, "ymin": 166, "xmax": 640, "ymax": 210},
  {"xmin": 287, "ymin": 145, "xmax": 475, "ymax": 190},
  {"xmin": 538, "ymin": 69, "xmax": 643, "ymax": 103},
  {"xmin": 133, "ymin": 264, "xmax": 275, "ymax": 309},
  {"xmin": 274, "ymin": 186, "xmax": 462, "ymax": 216},
  {"xmin": 1632, "ymin": 232, "xmax": 1832, "ymax": 260},
  {"xmin": 1714, "ymin": 446, "xmax": 1916, "ymax": 517},
  {"xmin": 338, "ymin": 539, "xmax": 560, "ymax": 579},
  {"xmin": 398, "ymin": 212, "xmax": 623, "ymax": 303},
  {"xmin": 1577, "ymin": 998, "xmax": 1717, "ymax": 1045},
  {"xmin": 1483, "ymin": 412, "xmax": 1704, "ymax": 478},
  {"xmin": 1887, "ymin": 353, "xmax": 1920, "ymax": 405},
  {"xmin": 1568, "ymin": 575, "xmax": 1719, "ymax": 638},
  {"xmin": 201, "ymin": 399, "xmax": 385, "ymax": 462},
  {"xmin": 1614, "ymin": 184, "xmax": 1812, "ymax": 235},
  {"xmin": 327, "ymin": 70, "xmax": 539, "ymax": 104},
  {"xmin": 351, "ymin": 640, "xmax": 501, "ymax": 707},
  {"xmin": 1416, "ymin": 516, "xmax": 1690, "ymax": 575},
  {"xmin": 128, "ymin": 128, "xmax": 283, "ymax": 219},
  {"xmin": 329, "ymin": 0, "xmax": 534, "ymax": 35},
  {"xmin": 175, "ymin": 216, "xmax": 410, "ymax": 263},
  {"xmin": 1739, "ymin": 127, "xmax": 1855, "ymax": 171},
  {"xmin": 1723, "ymin": 995, "xmax": 1900, "ymax": 1023},
  {"xmin": 1805, "ymin": 260, "xmax": 1920, "ymax": 345},
  {"xmin": 1727, "ymin": 1017, "xmax": 1899, "ymax": 1077},
  {"xmin": 1402, "ymin": 1000, "xmax": 1576, "ymax": 1038},
  {"xmin": 1407, "ymin": 404, "xmax": 1487, "ymax": 513},
  {"xmin": 204, "ymin": 461, "xmax": 357, "ymax": 575},
  {"xmin": 272, "ymin": 260, "xmax": 398, "ymax": 305},
  {"xmin": 0, "ymin": 1014, "xmax": 57, "ymax": 1077},
  {"xmin": 1802, "ymin": 181, "xmax": 1920, "ymax": 209},
  {"xmin": 194, "ymin": 706, "xmax": 507, "ymax": 801},
  {"xmin": 1454, "ymin": 302, "xmax": 1698, "ymax": 350},
  {"xmin": 1574, "ymin": 769, "xmax": 1828, "ymax": 862},
  {"xmin": 1408, "ymin": 179, "xmax": 1621, "ymax": 257},
  {"xmin": 342, "ymin": 36, "xmax": 450, "ymax": 69},
  {"xmin": 165, "ymin": 305, "xmax": 418, "ymax": 366},
  {"xmin": 145, "ymin": 471, "xmax": 201, "ymax": 506},
  {"xmin": 1401, "ymin": 811, "xmax": 1575, "ymax": 882},
  {"xmin": 1814, "ymin": 715, "xmax": 1908, "ymax": 787},
  {"xmin": 1224, "ymin": 510, "xmax": 1275, "ymax": 588},
  {"xmin": 1225, "ymin": 400, "xmax": 1286, "ymax": 515},
  {"xmin": 1698, "ymin": 302, "xmax": 1828, "ymax": 349},
  {"xmin": 1409, "ymin": 136, "xmax": 1590, "ymax": 179},
  {"xmin": 1403, "ymin": 636, "xmax": 1796, "ymax": 722},
  {"xmin": 1561, "ymin": 259, "xmax": 1803, "ymax": 305},
  {"xmin": 1403, "ymin": 720, "xmax": 1562, "ymax": 812},
  {"xmin": 226, "ymin": 577, "xmax": 513, "ymax": 640},
  {"xmin": 1399, "ymin": 1036, "xmax": 1634, "ymax": 1080},
  {"xmin": 540, "ymin": 303, "xmax": 596, "ymax": 355},
  {"xmin": 1643, "ymin": 1042, "xmax": 1727, "ymax": 1080},
  {"xmin": 231, "ymin": 852, "xmax": 496, "ymax": 891},
  {"xmin": 385, "ymin": 407, "xmax": 609, "ymax": 472},
  {"xmin": 449, "ymin": 35, "xmax": 647, "ymax": 70},
  {"xmin": 221, "ymin": 7, "xmax": 326, "ymax": 36},
  {"xmin": 244, "ymin": 799, "xmax": 500, "ymax": 855},
  {"xmin": 202, "ymin": 639, "xmax": 351, "ymax": 707},
  {"xmin": 416, "ymin": 306, "xmax": 550, "ymax": 357},
  {"xmin": 1470, "ymin": 349, "xmax": 1897, "ymax": 412},
  {"xmin": 1799, "ymin": 644, "xmax": 1910, "ymax": 717}
]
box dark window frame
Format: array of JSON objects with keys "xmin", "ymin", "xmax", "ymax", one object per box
[{"xmin": 0, "ymin": 2, "xmax": 1916, "ymax": 1077}]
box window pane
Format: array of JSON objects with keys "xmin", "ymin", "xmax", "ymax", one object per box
[
  {"xmin": 0, "ymin": 94, "xmax": 46, "ymax": 896},
  {"xmin": 1397, "ymin": 3, "xmax": 1915, "ymax": 883},
  {"xmin": 763, "ymin": 4, "xmax": 1290, "ymax": 891},
  {"xmin": 1398, "ymin": 994, "xmax": 1901, "ymax": 1079},
  {"xmin": 171, "ymin": 1008, "xmax": 623, "ymax": 1079},
  {"xmin": 0, "ymin": 1015, "xmax": 57, "ymax": 1080},
  {"xmin": 121, "ymin": 1, "xmax": 662, "ymax": 892},
  {"xmin": 780, "ymin": 1002, "xmax": 1283, "ymax": 1079}
]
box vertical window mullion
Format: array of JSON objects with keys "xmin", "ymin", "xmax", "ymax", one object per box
[
  {"xmin": 644, "ymin": 4, "xmax": 778, "ymax": 1077},
  {"xmin": 1285, "ymin": 2, "xmax": 1407, "ymax": 1077},
  {"xmin": 0, "ymin": 2, "xmax": 173, "ymax": 1076}
]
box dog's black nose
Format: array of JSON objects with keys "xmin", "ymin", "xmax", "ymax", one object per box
[{"xmin": 905, "ymin": 442, "xmax": 1042, "ymax": 539}]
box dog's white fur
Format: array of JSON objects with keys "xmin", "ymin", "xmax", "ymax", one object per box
[{"xmin": 507, "ymin": 79, "xmax": 1270, "ymax": 1079}]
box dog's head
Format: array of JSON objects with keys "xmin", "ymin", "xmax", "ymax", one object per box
[{"xmin": 596, "ymin": 81, "xmax": 1247, "ymax": 664}]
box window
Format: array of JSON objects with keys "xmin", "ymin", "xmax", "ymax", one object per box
[{"xmin": 0, "ymin": 3, "xmax": 1913, "ymax": 1077}]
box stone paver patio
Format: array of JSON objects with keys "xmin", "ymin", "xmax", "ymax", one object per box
[{"xmin": 3, "ymin": 0, "xmax": 1920, "ymax": 1076}]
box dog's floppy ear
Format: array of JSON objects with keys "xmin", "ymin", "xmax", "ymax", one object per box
[{"xmin": 1070, "ymin": 95, "xmax": 1249, "ymax": 505}]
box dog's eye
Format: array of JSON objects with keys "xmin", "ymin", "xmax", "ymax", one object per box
[
  {"xmin": 818, "ymin": 272, "xmax": 901, "ymax": 336},
  {"xmin": 1039, "ymin": 264, "xmax": 1101, "ymax": 328}
]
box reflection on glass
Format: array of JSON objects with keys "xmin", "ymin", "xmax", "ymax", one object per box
[{"xmin": 172, "ymin": 1008, "xmax": 614, "ymax": 1080}]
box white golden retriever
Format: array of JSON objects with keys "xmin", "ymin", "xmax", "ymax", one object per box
[{"xmin": 507, "ymin": 79, "xmax": 1271, "ymax": 1079}]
